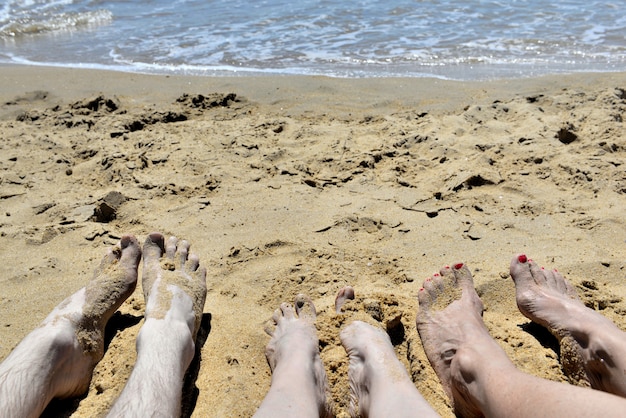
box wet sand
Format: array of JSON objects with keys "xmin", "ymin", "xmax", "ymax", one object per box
[{"xmin": 0, "ymin": 65, "xmax": 625, "ymax": 417}]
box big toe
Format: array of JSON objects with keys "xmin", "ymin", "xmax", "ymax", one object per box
[
  {"xmin": 340, "ymin": 320, "xmax": 384, "ymax": 350},
  {"xmin": 119, "ymin": 234, "xmax": 141, "ymax": 271},
  {"xmin": 295, "ymin": 294, "xmax": 316, "ymax": 321},
  {"xmin": 335, "ymin": 286, "xmax": 355, "ymax": 313},
  {"xmin": 143, "ymin": 232, "xmax": 166, "ymax": 264},
  {"xmin": 510, "ymin": 254, "xmax": 532, "ymax": 283}
]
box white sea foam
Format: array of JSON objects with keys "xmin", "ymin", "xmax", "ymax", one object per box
[{"xmin": 0, "ymin": 0, "xmax": 625, "ymax": 80}]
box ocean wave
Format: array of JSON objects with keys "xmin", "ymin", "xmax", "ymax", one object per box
[
  {"xmin": 1, "ymin": 0, "xmax": 625, "ymax": 80},
  {"xmin": 0, "ymin": 9, "xmax": 112, "ymax": 37}
]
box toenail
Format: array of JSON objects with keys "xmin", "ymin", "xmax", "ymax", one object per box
[
  {"xmin": 518, "ymin": 254, "xmax": 528, "ymax": 263},
  {"xmin": 419, "ymin": 287, "xmax": 424, "ymax": 292},
  {"xmin": 454, "ymin": 263, "xmax": 464, "ymax": 270},
  {"xmin": 426, "ymin": 277, "xmax": 432, "ymax": 282},
  {"xmin": 444, "ymin": 265, "xmax": 450, "ymax": 270},
  {"xmin": 433, "ymin": 273, "xmax": 440, "ymax": 277}
]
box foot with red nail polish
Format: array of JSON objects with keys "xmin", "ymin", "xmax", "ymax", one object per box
[
  {"xmin": 510, "ymin": 254, "xmax": 626, "ymax": 396},
  {"xmin": 417, "ymin": 261, "xmax": 626, "ymax": 418},
  {"xmin": 416, "ymin": 263, "xmax": 504, "ymax": 417}
]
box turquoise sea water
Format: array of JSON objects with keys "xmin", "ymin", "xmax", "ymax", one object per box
[{"xmin": 1, "ymin": 0, "xmax": 625, "ymax": 80}]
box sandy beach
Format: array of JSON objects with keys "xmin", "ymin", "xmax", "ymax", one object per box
[{"xmin": 0, "ymin": 65, "xmax": 625, "ymax": 417}]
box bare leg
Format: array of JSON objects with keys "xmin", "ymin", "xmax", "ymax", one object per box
[
  {"xmin": 334, "ymin": 286, "xmax": 437, "ymax": 418},
  {"xmin": 254, "ymin": 295, "xmax": 332, "ymax": 418},
  {"xmin": 416, "ymin": 263, "xmax": 626, "ymax": 418},
  {"xmin": 341, "ymin": 321, "xmax": 439, "ymax": 418},
  {"xmin": 0, "ymin": 235, "xmax": 141, "ymax": 418},
  {"xmin": 108, "ymin": 233, "xmax": 207, "ymax": 417},
  {"xmin": 511, "ymin": 254, "xmax": 626, "ymax": 396}
]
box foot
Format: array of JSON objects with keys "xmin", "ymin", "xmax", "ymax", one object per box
[
  {"xmin": 0, "ymin": 235, "xmax": 141, "ymax": 417},
  {"xmin": 141, "ymin": 233, "xmax": 207, "ymax": 345},
  {"xmin": 108, "ymin": 233, "xmax": 207, "ymax": 417},
  {"xmin": 416, "ymin": 263, "xmax": 514, "ymax": 418},
  {"xmin": 255, "ymin": 295, "xmax": 332, "ymax": 418},
  {"xmin": 341, "ymin": 321, "xmax": 438, "ymax": 418},
  {"xmin": 511, "ymin": 254, "xmax": 626, "ymax": 396}
]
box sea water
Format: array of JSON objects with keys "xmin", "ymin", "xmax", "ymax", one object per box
[{"xmin": 1, "ymin": 0, "xmax": 625, "ymax": 80}]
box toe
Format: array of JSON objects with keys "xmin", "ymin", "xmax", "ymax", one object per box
[
  {"xmin": 119, "ymin": 235, "xmax": 141, "ymax": 267},
  {"xmin": 553, "ymin": 269, "xmax": 580, "ymax": 300},
  {"xmin": 294, "ymin": 294, "xmax": 316, "ymax": 321},
  {"xmin": 417, "ymin": 286, "xmax": 431, "ymax": 310},
  {"xmin": 280, "ymin": 302, "xmax": 296, "ymax": 320},
  {"xmin": 423, "ymin": 276, "xmax": 437, "ymax": 294},
  {"xmin": 340, "ymin": 320, "xmax": 365, "ymax": 347},
  {"xmin": 271, "ymin": 307, "xmax": 284, "ymax": 326},
  {"xmin": 529, "ymin": 261, "xmax": 550, "ymax": 287},
  {"xmin": 187, "ymin": 253, "xmax": 200, "ymax": 272},
  {"xmin": 451, "ymin": 262, "xmax": 475, "ymax": 290},
  {"xmin": 335, "ymin": 286, "xmax": 355, "ymax": 313},
  {"xmin": 165, "ymin": 236, "xmax": 178, "ymax": 259},
  {"xmin": 196, "ymin": 266, "xmax": 207, "ymax": 284},
  {"xmin": 144, "ymin": 232, "xmax": 165, "ymax": 263},
  {"xmin": 541, "ymin": 267, "xmax": 558, "ymax": 289},
  {"xmin": 101, "ymin": 244, "xmax": 122, "ymax": 266},
  {"xmin": 510, "ymin": 253, "xmax": 534, "ymax": 288},
  {"xmin": 176, "ymin": 239, "xmax": 190, "ymax": 269},
  {"xmin": 440, "ymin": 265, "xmax": 453, "ymax": 278}
]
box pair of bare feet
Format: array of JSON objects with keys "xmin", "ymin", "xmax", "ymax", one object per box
[
  {"xmin": 0, "ymin": 233, "xmax": 207, "ymax": 418},
  {"xmin": 2, "ymin": 236, "xmax": 626, "ymax": 418},
  {"xmin": 257, "ymin": 256, "xmax": 626, "ymax": 418}
]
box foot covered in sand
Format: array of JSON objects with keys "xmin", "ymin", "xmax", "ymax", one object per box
[
  {"xmin": 0, "ymin": 235, "xmax": 141, "ymax": 416},
  {"xmin": 255, "ymin": 295, "xmax": 332, "ymax": 418},
  {"xmin": 510, "ymin": 254, "xmax": 626, "ymax": 396},
  {"xmin": 107, "ymin": 232, "xmax": 207, "ymax": 417},
  {"xmin": 416, "ymin": 263, "xmax": 513, "ymax": 417},
  {"xmin": 340, "ymin": 320, "xmax": 437, "ymax": 418},
  {"xmin": 336, "ymin": 286, "xmax": 437, "ymax": 418},
  {"xmin": 140, "ymin": 233, "xmax": 207, "ymax": 345}
]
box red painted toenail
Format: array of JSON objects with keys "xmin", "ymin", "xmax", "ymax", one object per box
[
  {"xmin": 554, "ymin": 268, "xmax": 558, "ymax": 272},
  {"xmin": 419, "ymin": 287, "xmax": 424, "ymax": 292},
  {"xmin": 541, "ymin": 266, "xmax": 545, "ymax": 270},
  {"xmin": 433, "ymin": 273, "xmax": 440, "ymax": 277},
  {"xmin": 518, "ymin": 254, "xmax": 528, "ymax": 263},
  {"xmin": 444, "ymin": 265, "xmax": 450, "ymax": 269},
  {"xmin": 454, "ymin": 263, "xmax": 464, "ymax": 270}
]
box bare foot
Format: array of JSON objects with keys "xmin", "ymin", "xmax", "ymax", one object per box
[
  {"xmin": 255, "ymin": 295, "xmax": 332, "ymax": 418},
  {"xmin": 416, "ymin": 263, "xmax": 513, "ymax": 418},
  {"xmin": 341, "ymin": 321, "xmax": 438, "ymax": 418},
  {"xmin": 140, "ymin": 233, "xmax": 207, "ymax": 344},
  {"xmin": 108, "ymin": 232, "xmax": 207, "ymax": 417},
  {"xmin": 0, "ymin": 235, "xmax": 141, "ymax": 417},
  {"xmin": 511, "ymin": 254, "xmax": 626, "ymax": 396}
]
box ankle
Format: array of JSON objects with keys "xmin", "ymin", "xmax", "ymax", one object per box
[
  {"xmin": 137, "ymin": 318, "xmax": 195, "ymax": 368},
  {"xmin": 451, "ymin": 341, "xmax": 516, "ymax": 404}
]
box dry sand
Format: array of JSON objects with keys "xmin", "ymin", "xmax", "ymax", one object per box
[{"xmin": 0, "ymin": 65, "xmax": 625, "ymax": 417}]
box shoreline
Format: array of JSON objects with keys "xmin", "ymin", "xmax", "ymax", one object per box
[
  {"xmin": 1, "ymin": 64, "xmax": 625, "ymax": 417},
  {"xmin": 3, "ymin": 63, "xmax": 626, "ymax": 114}
]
